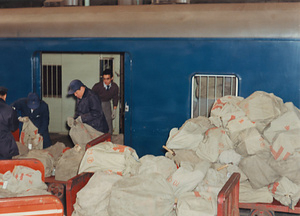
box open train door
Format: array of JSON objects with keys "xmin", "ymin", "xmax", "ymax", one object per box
[{"xmin": 40, "ymin": 53, "xmax": 125, "ymax": 137}]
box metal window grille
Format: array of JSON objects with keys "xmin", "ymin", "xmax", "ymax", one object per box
[
  {"xmin": 192, "ymin": 75, "xmax": 238, "ymax": 118},
  {"xmin": 42, "ymin": 65, "xmax": 62, "ymax": 98},
  {"xmin": 100, "ymin": 58, "xmax": 113, "ymax": 80}
]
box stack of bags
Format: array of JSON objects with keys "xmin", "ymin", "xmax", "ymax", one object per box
[
  {"xmin": 166, "ymin": 91, "xmax": 300, "ymax": 209},
  {"xmin": 72, "ymin": 91, "xmax": 300, "ymax": 216}
]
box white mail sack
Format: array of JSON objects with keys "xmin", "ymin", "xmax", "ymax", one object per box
[
  {"xmin": 167, "ymin": 161, "xmax": 210, "ymax": 196},
  {"xmin": 239, "ymin": 181, "xmax": 273, "ymax": 203},
  {"xmin": 138, "ymin": 155, "xmax": 177, "ymax": 179},
  {"xmin": 264, "ymin": 102, "xmax": 300, "ymax": 143},
  {"xmin": 238, "ymin": 91, "xmax": 287, "ymax": 132},
  {"xmin": 177, "ymin": 191, "xmax": 217, "ymax": 216},
  {"xmin": 236, "ymin": 127, "xmax": 270, "ymax": 156},
  {"xmin": 108, "ymin": 173, "xmax": 176, "ymax": 216},
  {"xmin": 270, "ymin": 129, "xmax": 300, "ymax": 161},
  {"xmin": 210, "ymin": 95, "xmax": 245, "ymax": 128},
  {"xmin": 196, "ymin": 127, "xmax": 233, "ymax": 162},
  {"xmin": 67, "ymin": 117, "xmax": 104, "ymax": 149},
  {"xmin": 210, "ymin": 95, "xmax": 244, "ymax": 117},
  {"xmin": 166, "ymin": 119, "xmax": 206, "ymax": 151},
  {"xmin": 72, "ymin": 171, "xmax": 122, "ymax": 216},
  {"xmin": 20, "ymin": 117, "xmax": 43, "ymax": 150},
  {"xmin": 1, "ymin": 166, "xmax": 47, "ymax": 194},
  {"xmin": 268, "ymin": 177, "xmax": 300, "ymax": 209},
  {"xmin": 78, "ymin": 142, "xmax": 139, "ymax": 176}
]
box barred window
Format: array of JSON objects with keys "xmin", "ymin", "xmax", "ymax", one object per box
[
  {"xmin": 192, "ymin": 75, "xmax": 238, "ymax": 118},
  {"xmin": 42, "ymin": 65, "xmax": 62, "ymax": 97}
]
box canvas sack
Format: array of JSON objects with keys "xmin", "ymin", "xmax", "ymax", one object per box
[
  {"xmin": 55, "ymin": 145, "xmax": 85, "ymax": 181},
  {"xmin": 167, "ymin": 161, "xmax": 210, "ymax": 196},
  {"xmin": 264, "ymin": 102, "xmax": 300, "ymax": 143},
  {"xmin": 226, "ymin": 116, "xmax": 256, "ymax": 145},
  {"xmin": 238, "ymin": 91, "xmax": 287, "ymax": 132},
  {"xmin": 78, "ymin": 142, "xmax": 139, "ymax": 176},
  {"xmin": 236, "ymin": 127, "xmax": 270, "ymax": 156},
  {"xmin": 196, "ymin": 167, "xmax": 228, "ymax": 196},
  {"xmin": 196, "ymin": 127, "xmax": 233, "ymax": 162},
  {"xmin": 166, "ymin": 116, "xmax": 213, "ymax": 150},
  {"xmin": 138, "ymin": 155, "xmax": 177, "ymax": 179},
  {"xmin": 239, "ymin": 155, "xmax": 280, "ymax": 189},
  {"xmin": 218, "ymin": 149, "xmax": 242, "ymax": 166},
  {"xmin": 239, "ymin": 181, "xmax": 273, "ymax": 203},
  {"xmin": 176, "ymin": 191, "xmax": 217, "ymax": 216},
  {"xmin": 268, "ymin": 177, "xmax": 300, "ymax": 209},
  {"xmin": 210, "ymin": 95, "xmax": 244, "ymax": 118},
  {"xmin": 15, "ymin": 141, "xmax": 29, "ymax": 156},
  {"xmin": 19, "ymin": 117, "xmax": 43, "ymax": 150},
  {"xmin": 268, "ymin": 151, "xmax": 300, "ymax": 184},
  {"xmin": 72, "ymin": 171, "xmax": 122, "ymax": 216},
  {"xmin": 108, "ymin": 173, "xmax": 176, "ymax": 216},
  {"xmin": 270, "ymin": 129, "xmax": 300, "ymax": 161},
  {"xmin": 45, "ymin": 142, "xmax": 66, "ymax": 167},
  {"xmin": 67, "ymin": 117, "xmax": 104, "ymax": 149},
  {"xmin": 165, "ymin": 149, "xmax": 204, "ymax": 167},
  {"xmin": 210, "ymin": 95, "xmax": 245, "ymax": 128},
  {"xmin": 1, "ymin": 166, "xmax": 47, "ymax": 194}
]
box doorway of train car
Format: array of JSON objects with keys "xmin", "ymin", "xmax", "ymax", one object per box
[{"xmin": 41, "ymin": 53, "xmax": 124, "ymax": 140}]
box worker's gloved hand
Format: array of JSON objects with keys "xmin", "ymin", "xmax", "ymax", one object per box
[
  {"xmin": 76, "ymin": 116, "xmax": 83, "ymax": 123},
  {"xmin": 111, "ymin": 109, "xmax": 116, "ymax": 120},
  {"xmin": 18, "ymin": 116, "xmax": 29, "ymax": 122}
]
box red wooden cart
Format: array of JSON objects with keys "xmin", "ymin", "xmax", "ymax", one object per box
[
  {"xmin": 218, "ymin": 172, "xmax": 240, "ymax": 216},
  {"xmin": 0, "ymin": 159, "xmax": 64, "ymax": 216},
  {"xmin": 239, "ymin": 199, "xmax": 300, "ymax": 216}
]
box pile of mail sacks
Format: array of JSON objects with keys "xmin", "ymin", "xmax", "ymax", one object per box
[{"xmin": 72, "ymin": 91, "xmax": 300, "ymax": 216}]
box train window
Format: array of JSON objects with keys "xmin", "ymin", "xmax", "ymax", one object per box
[
  {"xmin": 192, "ymin": 75, "xmax": 238, "ymax": 118},
  {"xmin": 42, "ymin": 65, "xmax": 62, "ymax": 98},
  {"xmin": 99, "ymin": 58, "xmax": 113, "ymax": 80}
]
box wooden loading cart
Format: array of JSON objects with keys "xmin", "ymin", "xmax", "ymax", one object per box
[
  {"xmin": 239, "ymin": 199, "xmax": 300, "ymax": 216},
  {"xmin": 0, "ymin": 159, "xmax": 64, "ymax": 216}
]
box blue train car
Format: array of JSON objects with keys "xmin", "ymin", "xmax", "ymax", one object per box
[{"xmin": 0, "ymin": 3, "xmax": 299, "ymax": 156}]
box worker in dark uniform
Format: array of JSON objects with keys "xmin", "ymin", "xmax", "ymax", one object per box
[
  {"xmin": 68, "ymin": 79, "xmax": 109, "ymax": 133},
  {"xmin": 0, "ymin": 86, "xmax": 19, "ymax": 159},
  {"xmin": 12, "ymin": 92, "xmax": 52, "ymax": 148},
  {"xmin": 92, "ymin": 69, "xmax": 119, "ymax": 134}
]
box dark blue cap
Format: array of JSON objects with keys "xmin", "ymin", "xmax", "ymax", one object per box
[
  {"xmin": 68, "ymin": 79, "xmax": 84, "ymax": 95},
  {"xmin": 27, "ymin": 92, "xmax": 40, "ymax": 109}
]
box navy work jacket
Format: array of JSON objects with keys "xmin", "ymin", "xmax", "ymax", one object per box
[
  {"xmin": 0, "ymin": 98, "xmax": 19, "ymax": 159},
  {"xmin": 12, "ymin": 98, "xmax": 52, "ymax": 148},
  {"xmin": 75, "ymin": 87, "xmax": 109, "ymax": 133}
]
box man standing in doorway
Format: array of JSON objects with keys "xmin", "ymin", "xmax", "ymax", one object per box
[
  {"xmin": 92, "ymin": 69, "xmax": 119, "ymax": 134},
  {"xmin": 0, "ymin": 86, "xmax": 19, "ymax": 159},
  {"xmin": 68, "ymin": 79, "xmax": 109, "ymax": 133}
]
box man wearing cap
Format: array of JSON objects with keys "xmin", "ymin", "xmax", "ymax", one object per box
[
  {"xmin": 68, "ymin": 79, "xmax": 109, "ymax": 133},
  {"xmin": 0, "ymin": 86, "xmax": 19, "ymax": 159},
  {"xmin": 92, "ymin": 69, "xmax": 119, "ymax": 134},
  {"xmin": 12, "ymin": 93, "xmax": 52, "ymax": 148}
]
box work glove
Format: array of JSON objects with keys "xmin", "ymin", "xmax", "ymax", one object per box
[
  {"xmin": 76, "ymin": 116, "xmax": 83, "ymax": 123},
  {"xmin": 111, "ymin": 109, "xmax": 116, "ymax": 120}
]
